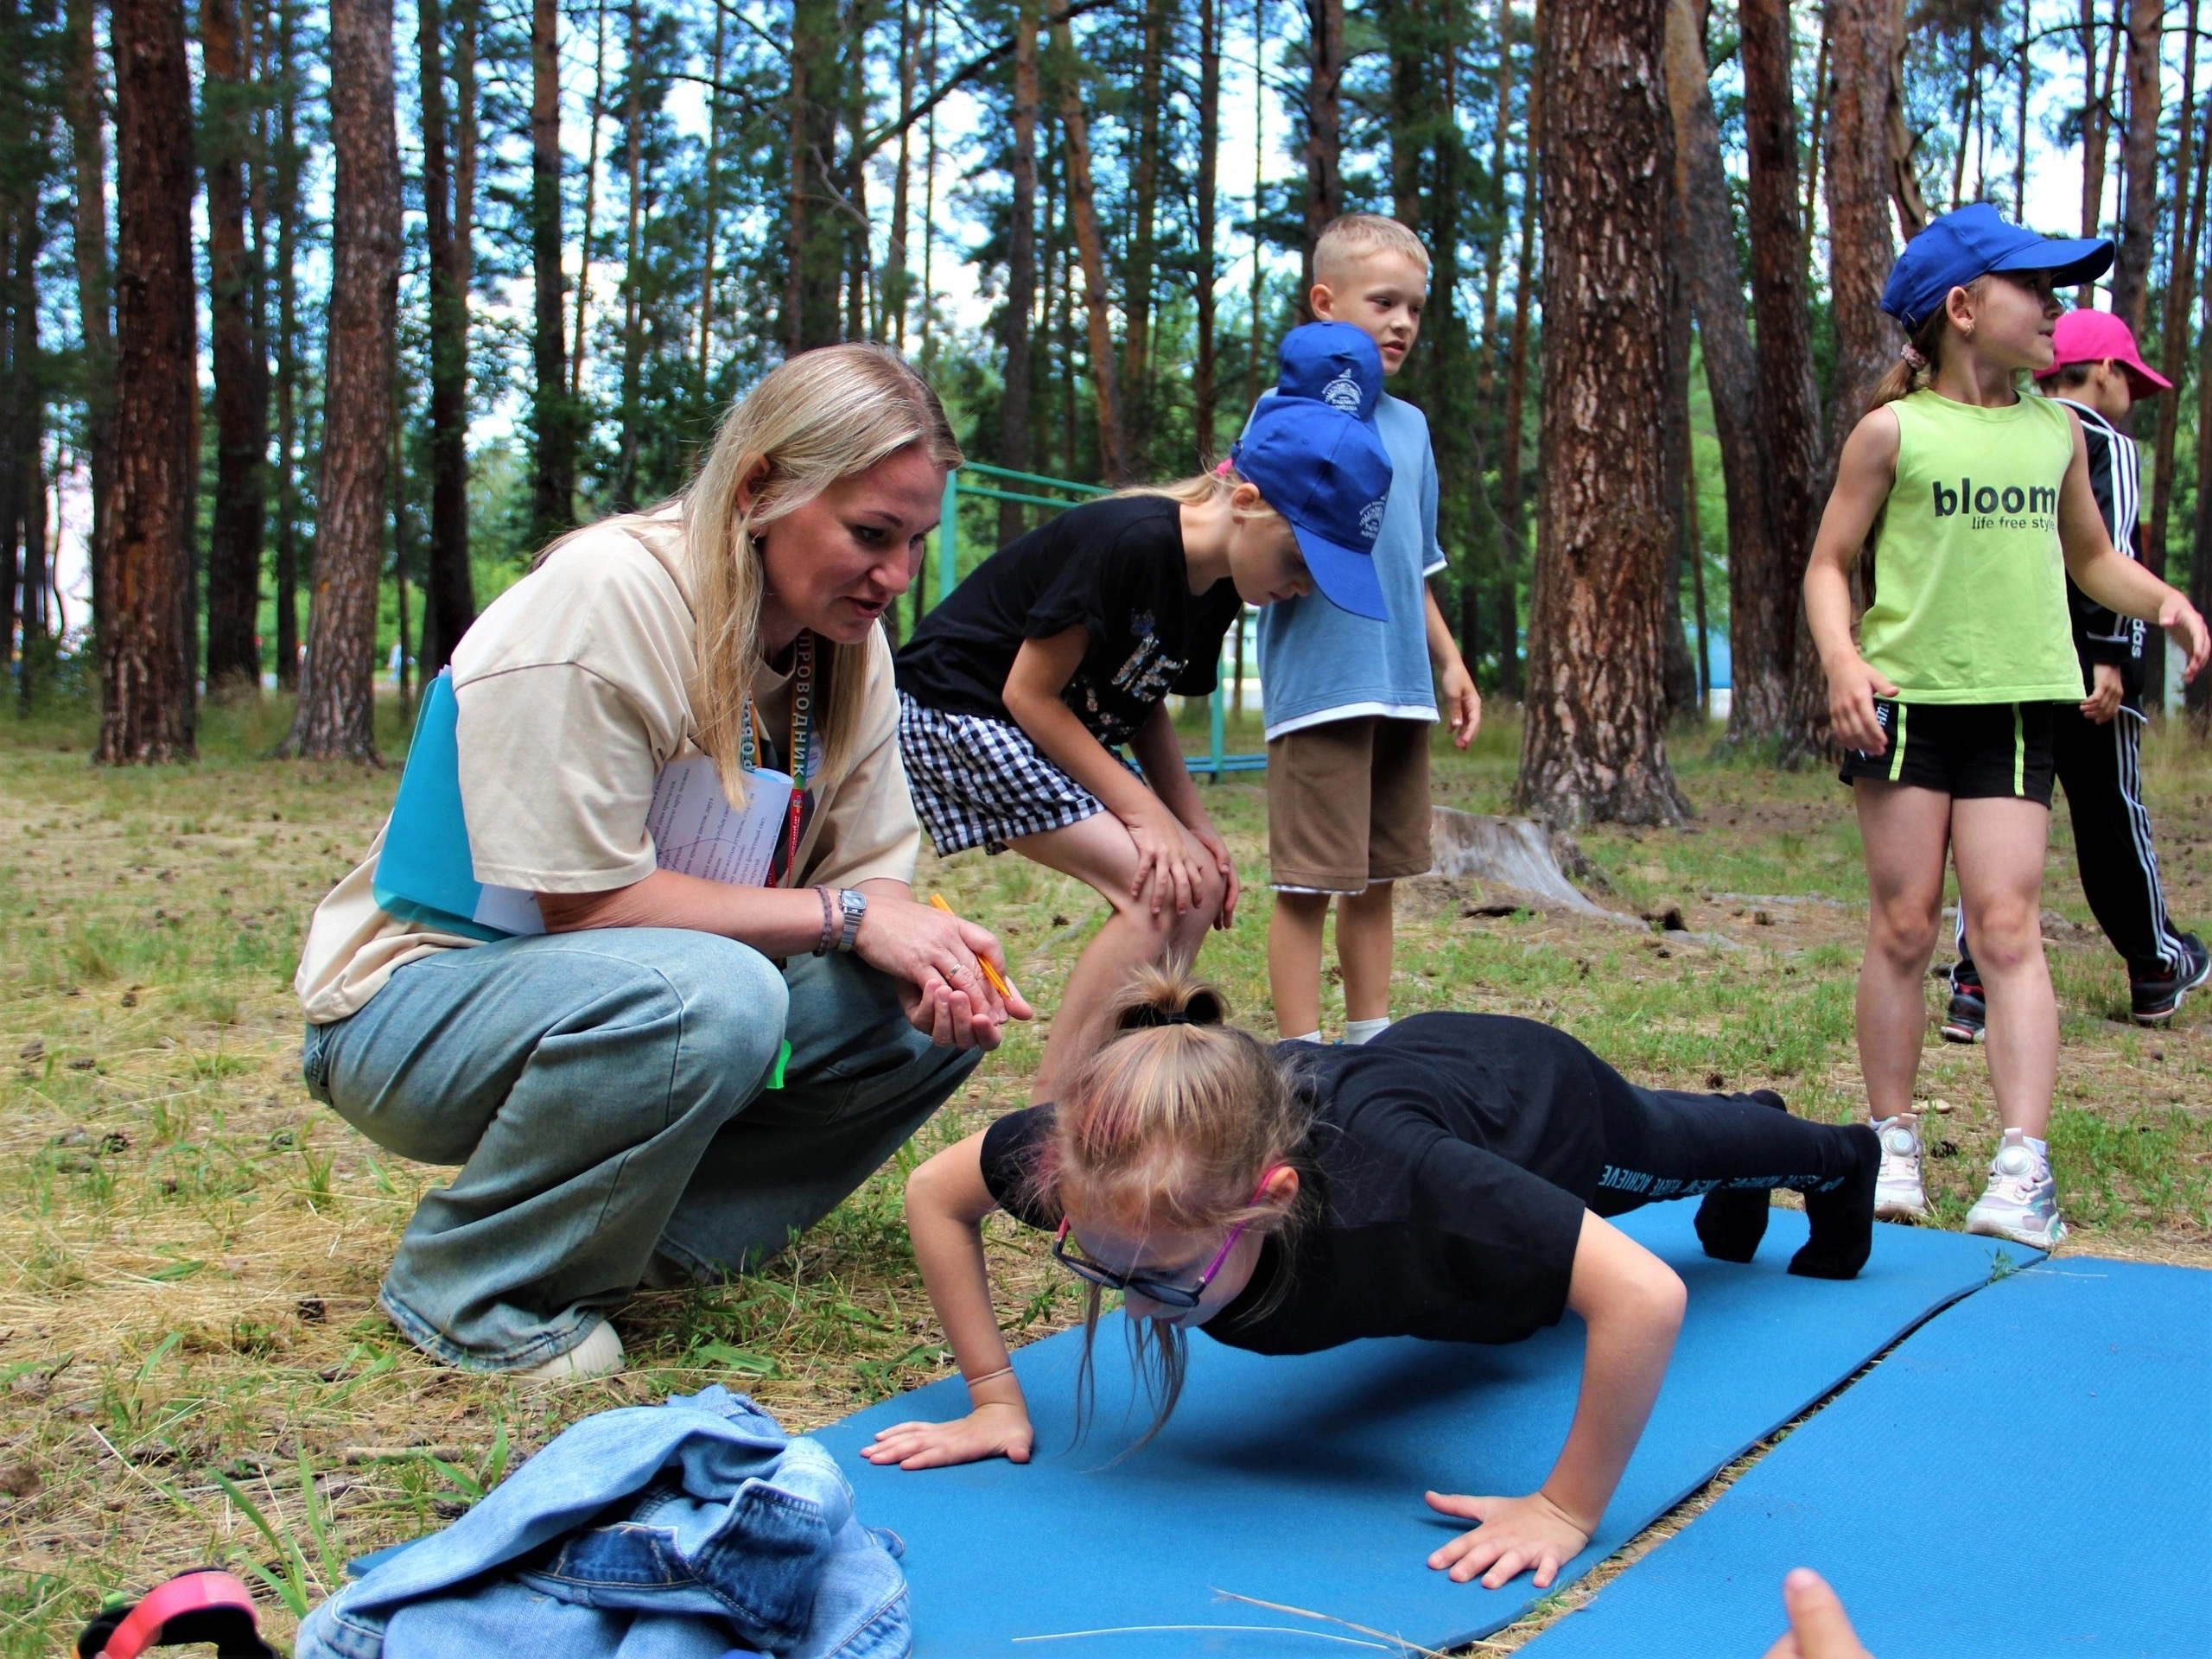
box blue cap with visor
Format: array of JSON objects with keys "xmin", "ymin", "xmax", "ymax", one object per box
[
  {"xmin": 1231, "ymin": 323, "xmax": 1395, "ymax": 622},
  {"xmin": 1879, "ymin": 203, "xmax": 2113, "ymax": 333}
]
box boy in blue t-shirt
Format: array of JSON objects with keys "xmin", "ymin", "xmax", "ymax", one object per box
[{"xmin": 1258, "ymin": 214, "xmax": 1482, "ymax": 1045}]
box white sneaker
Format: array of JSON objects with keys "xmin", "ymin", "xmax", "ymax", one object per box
[
  {"xmin": 1965, "ymin": 1129, "xmax": 2066, "ymax": 1250},
  {"xmin": 520, "ymin": 1318, "xmax": 625, "ymax": 1382},
  {"xmin": 1872, "ymin": 1113, "xmax": 1929, "ymax": 1221}
]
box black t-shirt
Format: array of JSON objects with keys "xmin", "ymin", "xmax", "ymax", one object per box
[
  {"xmin": 894, "ymin": 495, "xmax": 1244, "ymax": 747},
  {"xmin": 977, "ymin": 1013, "xmax": 1599, "ymax": 1354}
]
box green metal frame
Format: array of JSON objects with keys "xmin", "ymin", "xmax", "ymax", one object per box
[{"xmin": 933, "ymin": 461, "xmax": 1264, "ymax": 783}]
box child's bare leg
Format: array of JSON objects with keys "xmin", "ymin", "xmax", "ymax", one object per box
[
  {"xmin": 1268, "ymin": 889, "xmax": 1332, "ymax": 1038},
  {"xmin": 1852, "ymin": 780, "xmax": 1953, "ymax": 1121},
  {"xmin": 1336, "ymin": 880, "xmax": 1395, "ymax": 1023},
  {"xmin": 1010, "ymin": 813, "xmax": 1224, "ymax": 1103},
  {"xmin": 1949, "ymin": 797, "xmax": 2056, "ymax": 1138}
]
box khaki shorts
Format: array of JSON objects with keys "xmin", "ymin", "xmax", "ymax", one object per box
[{"xmin": 1266, "ymin": 716, "xmax": 1433, "ymax": 893}]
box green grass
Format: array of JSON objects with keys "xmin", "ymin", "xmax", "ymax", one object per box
[{"xmin": 1, "ymin": 690, "xmax": 2208, "ymax": 1653}]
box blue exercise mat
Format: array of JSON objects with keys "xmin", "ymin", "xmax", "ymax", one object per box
[
  {"xmin": 813, "ymin": 1207, "xmax": 2035, "ymax": 1656},
  {"xmin": 1521, "ymin": 1256, "xmax": 2211, "ymax": 1659}
]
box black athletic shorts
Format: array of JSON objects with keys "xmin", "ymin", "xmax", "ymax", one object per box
[{"xmin": 1836, "ymin": 700, "xmax": 2056, "ymax": 805}]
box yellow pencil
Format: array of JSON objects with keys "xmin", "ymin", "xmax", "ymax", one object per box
[{"xmin": 930, "ymin": 893, "xmax": 1017, "ymax": 1000}]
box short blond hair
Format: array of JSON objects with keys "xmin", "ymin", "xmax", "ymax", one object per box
[{"xmin": 1313, "ymin": 213, "xmax": 1432, "ymax": 286}]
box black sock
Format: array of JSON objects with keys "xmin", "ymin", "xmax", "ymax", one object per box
[
  {"xmin": 1694, "ymin": 1090, "xmax": 1789, "ymax": 1263},
  {"xmin": 1695, "ymin": 1186, "xmax": 1771, "ymax": 1262},
  {"xmin": 1789, "ymin": 1125, "xmax": 1880, "ymax": 1281}
]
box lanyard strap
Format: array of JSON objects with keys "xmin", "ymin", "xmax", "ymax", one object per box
[{"xmin": 740, "ymin": 632, "xmax": 815, "ymax": 884}]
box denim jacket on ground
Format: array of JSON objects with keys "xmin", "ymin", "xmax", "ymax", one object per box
[{"xmin": 296, "ymin": 1387, "xmax": 907, "ymax": 1659}]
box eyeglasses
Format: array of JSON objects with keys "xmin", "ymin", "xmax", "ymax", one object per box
[{"xmin": 1050, "ymin": 1169, "xmax": 1282, "ymax": 1312}]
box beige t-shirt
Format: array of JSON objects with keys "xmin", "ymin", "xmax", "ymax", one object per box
[{"xmin": 294, "ymin": 505, "xmax": 921, "ymax": 1024}]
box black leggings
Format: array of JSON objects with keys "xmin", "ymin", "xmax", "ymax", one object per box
[{"xmin": 1582, "ymin": 1061, "xmax": 1866, "ymax": 1218}]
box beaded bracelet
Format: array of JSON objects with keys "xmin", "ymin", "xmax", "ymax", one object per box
[{"xmin": 811, "ymin": 887, "xmax": 838, "ymax": 957}]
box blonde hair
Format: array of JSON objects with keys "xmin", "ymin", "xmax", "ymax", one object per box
[
  {"xmin": 1047, "ymin": 969, "xmax": 1316, "ymax": 1447},
  {"xmin": 680, "ymin": 344, "xmax": 962, "ymax": 802},
  {"xmin": 1313, "ymin": 213, "xmax": 1432, "ymax": 286},
  {"xmin": 1108, "ymin": 465, "xmax": 1283, "ymax": 527}
]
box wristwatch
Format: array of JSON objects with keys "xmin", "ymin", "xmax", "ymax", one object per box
[{"xmin": 834, "ymin": 887, "xmax": 868, "ymax": 953}]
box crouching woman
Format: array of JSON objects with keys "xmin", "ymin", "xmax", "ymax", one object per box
[{"xmin": 294, "ymin": 346, "xmax": 1029, "ymax": 1379}]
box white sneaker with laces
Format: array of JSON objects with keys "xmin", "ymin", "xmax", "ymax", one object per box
[
  {"xmin": 1965, "ymin": 1129, "xmax": 2066, "ymax": 1249},
  {"xmin": 1872, "ymin": 1112, "xmax": 1929, "ymax": 1222},
  {"xmin": 520, "ymin": 1318, "xmax": 625, "ymax": 1382}
]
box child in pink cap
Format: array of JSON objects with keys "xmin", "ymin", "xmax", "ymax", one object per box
[{"xmin": 1944, "ymin": 308, "xmax": 2206, "ymax": 1038}]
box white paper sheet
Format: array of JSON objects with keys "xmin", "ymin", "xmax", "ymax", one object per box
[{"xmin": 645, "ymin": 755, "xmax": 795, "ymax": 888}]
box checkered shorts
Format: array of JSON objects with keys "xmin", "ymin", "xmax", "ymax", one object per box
[{"xmin": 898, "ymin": 692, "xmax": 1129, "ymax": 855}]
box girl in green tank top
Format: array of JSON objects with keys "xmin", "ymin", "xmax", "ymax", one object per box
[{"xmin": 1802, "ymin": 207, "xmax": 2207, "ymax": 1258}]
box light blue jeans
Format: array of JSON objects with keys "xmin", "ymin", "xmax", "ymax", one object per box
[
  {"xmin": 295, "ymin": 1385, "xmax": 908, "ymax": 1659},
  {"xmin": 304, "ymin": 930, "xmax": 979, "ymax": 1370}
]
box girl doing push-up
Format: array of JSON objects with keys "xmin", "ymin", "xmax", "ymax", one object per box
[{"xmin": 866, "ymin": 976, "xmax": 1879, "ymax": 1591}]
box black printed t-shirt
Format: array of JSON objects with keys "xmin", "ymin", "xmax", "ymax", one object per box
[
  {"xmin": 894, "ymin": 494, "xmax": 1244, "ymax": 747},
  {"xmin": 976, "ymin": 1013, "xmax": 1601, "ymax": 1354}
]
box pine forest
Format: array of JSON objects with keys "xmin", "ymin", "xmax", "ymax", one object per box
[{"xmin": 3, "ymin": 0, "xmax": 2212, "ymax": 822}]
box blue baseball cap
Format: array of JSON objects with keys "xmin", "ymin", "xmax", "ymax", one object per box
[
  {"xmin": 1880, "ymin": 203, "xmax": 2113, "ymax": 332},
  {"xmin": 1231, "ymin": 324, "xmax": 1394, "ymax": 621}
]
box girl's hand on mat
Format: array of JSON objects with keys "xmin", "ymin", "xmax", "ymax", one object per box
[
  {"xmin": 1421, "ymin": 1490, "xmax": 1590, "ymax": 1589},
  {"xmin": 1123, "ymin": 802, "xmax": 1211, "ymax": 919},
  {"xmin": 1190, "ymin": 822, "xmax": 1239, "ymax": 930},
  {"xmin": 861, "ymin": 1403, "xmax": 1034, "ymax": 1470},
  {"xmin": 1822, "ymin": 655, "xmax": 1897, "ymax": 756},
  {"xmin": 2159, "ymin": 593, "xmax": 2209, "ymax": 682},
  {"xmin": 1760, "ymin": 1567, "xmax": 1874, "ymax": 1659}
]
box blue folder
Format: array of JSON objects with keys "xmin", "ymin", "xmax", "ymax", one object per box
[{"xmin": 372, "ymin": 670, "xmax": 545, "ymax": 941}]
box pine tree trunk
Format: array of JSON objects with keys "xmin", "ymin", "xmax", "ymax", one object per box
[
  {"xmin": 1657, "ymin": 178, "xmax": 1697, "ymax": 725},
  {"xmin": 2, "ymin": 205, "xmax": 18, "ymax": 682},
  {"xmin": 616, "ymin": 0, "xmax": 645, "ymax": 507},
  {"xmin": 1495, "ymin": 84, "xmax": 1536, "ymax": 697},
  {"xmin": 2141, "ymin": 0, "xmax": 2200, "ymax": 713},
  {"xmin": 201, "ymin": 0, "xmax": 267, "ymax": 696},
  {"xmin": 284, "ymin": 0, "xmax": 397, "ymax": 762},
  {"xmin": 1480, "ymin": 0, "xmax": 1514, "ymax": 359},
  {"xmin": 61, "ymin": 0, "xmax": 114, "ymax": 647},
  {"xmin": 2189, "ymin": 254, "xmax": 2212, "ymax": 731},
  {"xmin": 1514, "ymin": 0, "xmax": 1687, "ymax": 826},
  {"xmin": 785, "ymin": 0, "xmax": 844, "ymax": 352},
  {"xmin": 1739, "ymin": 0, "xmax": 1825, "ymax": 756},
  {"xmin": 1822, "ymin": 0, "xmax": 1903, "ymax": 453},
  {"xmin": 2107, "ymin": 0, "xmax": 2161, "ymax": 332},
  {"xmin": 1052, "ymin": 17, "xmax": 1128, "ymax": 483},
  {"xmin": 1120, "ymin": 0, "xmax": 1166, "ymax": 468},
  {"xmin": 1664, "ymin": 0, "xmax": 1780, "ymax": 742},
  {"xmin": 1881, "ymin": 0, "xmax": 1925, "ymax": 237},
  {"xmin": 698, "ymin": 0, "xmax": 727, "ymax": 380},
  {"xmin": 421, "ymin": 0, "xmax": 475, "ymax": 676},
  {"xmin": 1792, "ymin": 0, "xmax": 1904, "ymax": 765},
  {"xmin": 99, "ymin": 0, "xmax": 199, "ymax": 765},
  {"xmin": 7, "ymin": 212, "xmax": 47, "ymax": 708},
  {"xmin": 272, "ymin": 0, "xmax": 301, "ymax": 688},
  {"xmin": 2077, "ymin": 0, "xmax": 2123, "ymax": 308},
  {"xmin": 572, "ymin": 0, "xmax": 607, "ymax": 398},
  {"xmin": 1300, "ymin": 0, "xmax": 1344, "ymax": 306},
  {"xmin": 529, "ymin": 0, "xmax": 572, "ymax": 542},
  {"xmin": 1193, "ymin": 0, "xmax": 1221, "ymax": 462},
  {"xmin": 999, "ymin": 0, "xmax": 1040, "ymax": 543}
]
